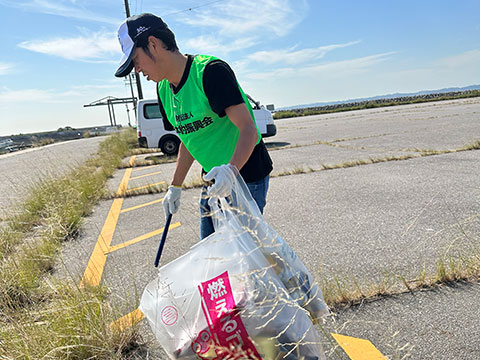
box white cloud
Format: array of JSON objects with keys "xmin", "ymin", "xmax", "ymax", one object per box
[
  {"xmin": 0, "ymin": 63, "xmax": 14, "ymax": 75},
  {"xmin": 61, "ymin": 82, "xmax": 124, "ymax": 98},
  {"xmin": 18, "ymin": 30, "xmax": 120, "ymax": 62},
  {"xmin": 245, "ymin": 41, "xmax": 362, "ymax": 65},
  {"xmin": 183, "ymin": 35, "xmax": 257, "ymax": 55},
  {"xmin": 306, "ymin": 52, "xmax": 396, "ymax": 75},
  {"xmin": 0, "ymin": 83, "xmax": 134, "ymax": 135},
  {"xmin": 0, "ymin": 0, "xmax": 119, "ymax": 24},
  {"xmin": 238, "ymin": 53, "xmax": 397, "ymax": 108},
  {"xmin": 0, "ymin": 88, "xmax": 55, "ymax": 103},
  {"xmin": 178, "ymin": 0, "xmax": 308, "ymax": 37},
  {"xmin": 436, "ymin": 49, "xmax": 480, "ymax": 68},
  {"xmin": 0, "ymin": 82, "xmax": 122, "ymax": 104},
  {"xmin": 245, "ymin": 52, "xmax": 396, "ymax": 80}
]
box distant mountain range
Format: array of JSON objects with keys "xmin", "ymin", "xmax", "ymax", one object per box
[{"xmin": 280, "ymin": 85, "xmax": 480, "ymax": 110}]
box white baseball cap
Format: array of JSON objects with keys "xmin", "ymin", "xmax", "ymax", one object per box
[{"xmin": 115, "ymin": 13, "xmax": 168, "ymax": 77}]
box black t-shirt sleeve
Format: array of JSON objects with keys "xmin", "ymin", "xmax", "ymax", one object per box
[
  {"xmin": 240, "ymin": 140, "xmax": 273, "ymax": 183},
  {"xmin": 202, "ymin": 58, "xmax": 273, "ymax": 182},
  {"xmin": 203, "ymin": 60, "xmax": 245, "ymax": 118},
  {"xmin": 157, "ymin": 90, "xmax": 174, "ymax": 131}
]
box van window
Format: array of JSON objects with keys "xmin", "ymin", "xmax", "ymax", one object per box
[{"xmin": 144, "ymin": 104, "xmax": 162, "ymax": 119}]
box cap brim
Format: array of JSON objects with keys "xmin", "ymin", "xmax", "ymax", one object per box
[{"xmin": 115, "ymin": 43, "xmax": 136, "ymax": 77}]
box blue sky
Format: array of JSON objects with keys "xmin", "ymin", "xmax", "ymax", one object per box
[{"xmin": 0, "ymin": 0, "xmax": 479, "ymax": 136}]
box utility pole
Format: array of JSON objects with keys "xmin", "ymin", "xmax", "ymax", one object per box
[
  {"xmin": 127, "ymin": 74, "xmax": 137, "ymax": 122},
  {"xmin": 124, "ymin": 0, "xmax": 144, "ymax": 100},
  {"xmin": 126, "ymin": 104, "xmax": 131, "ymax": 127},
  {"xmin": 123, "ymin": 0, "xmax": 131, "ymax": 17}
]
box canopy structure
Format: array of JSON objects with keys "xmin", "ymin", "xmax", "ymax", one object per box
[{"xmin": 84, "ymin": 96, "xmax": 137, "ymax": 126}]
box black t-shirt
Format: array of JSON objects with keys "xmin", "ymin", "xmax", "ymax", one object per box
[{"xmin": 157, "ymin": 55, "xmax": 273, "ymax": 183}]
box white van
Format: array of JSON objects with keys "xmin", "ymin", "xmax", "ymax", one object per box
[{"xmin": 137, "ymin": 95, "xmax": 277, "ymax": 155}]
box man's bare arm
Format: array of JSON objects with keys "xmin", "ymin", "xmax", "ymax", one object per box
[
  {"xmin": 225, "ymin": 103, "xmax": 258, "ymax": 170},
  {"xmin": 171, "ymin": 142, "xmax": 194, "ymax": 186}
]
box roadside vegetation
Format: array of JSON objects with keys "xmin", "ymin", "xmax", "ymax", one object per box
[
  {"xmin": 0, "ymin": 129, "xmax": 143, "ymax": 359},
  {"xmin": 117, "ymin": 153, "xmax": 177, "ymax": 169},
  {"xmin": 273, "ymin": 90, "xmax": 480, "ymax": 119},
  {"xmin": 1, "ymin": 101, "xmax": 478, "ymax": 358},
  {"xmin": 107, "ymin": 134, "xmax": 480, "ymax": 316},
  {"xmin": 32, "ymin": 137, "xmax": 55, "ymax": 147},
  {"xmin": 111, "ymin": 139, "xmax": 480, "ymax": 198},
  {"xmin": 322, "ymin": 249, "xmax": 480, "ymax": 312}
]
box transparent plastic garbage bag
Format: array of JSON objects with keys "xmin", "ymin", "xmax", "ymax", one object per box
[
  {"xmin": 140, "ymin": 175, "xmax": 328, "ymax": 359},
  {"xmin": 210, "ymin": 175, "xmax": 329, "ymax": 322}
]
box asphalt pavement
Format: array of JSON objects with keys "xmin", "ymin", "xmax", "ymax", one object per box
[
  {"xmin": 0, "ymin": 136, "xmax": 104, "ymax": 214},
  {"xmin": 55, "ymin": 97, "xmax": 480, "ymax": 359},
  {"xmin": 323, "ymin": 281, "xmax": 480, "ymax": 359}
]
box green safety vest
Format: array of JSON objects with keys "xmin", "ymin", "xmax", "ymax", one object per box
[{"xmin": 157, "ymin": 55, "xmax": 261, "ymax": 172}]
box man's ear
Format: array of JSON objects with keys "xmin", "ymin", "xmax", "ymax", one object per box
[
  {"xmin": 147, "ymin": 35, "xmax": 157, "ymax": 51},
  {"xmin": 148, "ymin": 35, "xmax": 165, "ymax": 52}
]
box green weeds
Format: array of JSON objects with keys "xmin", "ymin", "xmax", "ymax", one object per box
[
  {"xmin": 1, "ymin": 282, "xmax": 141, "ymax": 359},
  {"xmin": 0, "ymin": 128, "xmax": 141, "ymax": 358},
  {"xmin": 117, "ymin": 154, "xmax": 177, "ymax": 169},
  {"xmin": 269, "ymin": 139, "xmax": 480, "ymax": 178},
  {"xmin": 321, "ymin": 251, "xmax": 480, "ymax": 311}
]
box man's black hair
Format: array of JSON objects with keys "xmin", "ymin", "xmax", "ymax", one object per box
[{"xmin": 136, "ymin": 28, "xmax": 179, "ymax": 57}]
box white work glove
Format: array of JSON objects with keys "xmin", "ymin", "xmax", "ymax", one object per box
[
  {"xmin": 203, "ymin": 164, "xmax": 238, "ymax": 197},
  {"xmin": 163, "ymin": 185, "xmax": 181, "ymax": 218}
]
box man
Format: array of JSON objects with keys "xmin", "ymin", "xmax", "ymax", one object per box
[{"xmin": 115, "ymin": 13, "xmax": 272, "ymax": 239}]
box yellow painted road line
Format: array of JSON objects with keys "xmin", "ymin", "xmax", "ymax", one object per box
[
  {"xmin": 130, "ymin": 170, "xmax": 163, "ymax": 181},
  {"xmin": 117, "ymin": 168, "xmax": 133, "ymax": 197},
  {"xmin": 128, "ymin": 155, "xmax": 136, "ymax": 167},
  {"xmin": 126, "ymin": 181, "xmax": 166, "ymax": 193},
  {"xmin": 80, "ymin": 168, "xmax": 132, "ymax": 287},
  {"xmin": 331, "ymin": 333, "xmax": 386, "ymax": 360},
  {"xmin": 105, "ymin": 222, "xmax": 181, "ymax": 254},
  {"xmin": 120, "ymin": 198, "xmax": 164, "ymax": 214},
  {"xmin": 110, "ymin": 308, "xmax": 145, "ymax": 332},
  {"xmin": 131, "ymin": 164, "xmax": 161, "ymax": 172}
]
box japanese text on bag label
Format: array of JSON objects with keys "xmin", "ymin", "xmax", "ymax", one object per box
[{"xmin": 196, "ymin": 271, "xmax": 262, "ymax": 360}]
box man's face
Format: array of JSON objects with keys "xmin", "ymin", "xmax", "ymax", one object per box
[{"xmin": 132, "ymin": 45, "xmax": 163, "ymax": 82}]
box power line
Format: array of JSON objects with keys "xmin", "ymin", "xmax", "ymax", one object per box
[
  {"xmin": 126, "ymin": 0, "xmax": 226, "ymax": 18},
  {"xmin": 162, "ymin": 0, "xmax": 226, "ymax": 18},
  {"xmin": 124, "ymin": 0, "xmax": 143, "ymax": 99}
]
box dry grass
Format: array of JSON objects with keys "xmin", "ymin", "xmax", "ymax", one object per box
[
  {"xmin": 0, "ymin": 128, "xmax": 143, "ymax": 359},
  {"xmin": 128, "ymin": 148, "xmax": 161, "ymax": 155},
  {"xmin": 1, "ymin": 282, "xmax": 142, "ymax": 359},
  {"xmin": 117, "ymin": 155, "xmax": 177, "ymax": 169},
  {"xmin": 113, "ymin": 182, "xmax": 169, "ymax": 198},
  {"xmin": 321, "ymin": 251, "xmax": 480, "ymax": 312},
  {"xmin": 113, "ymin": 139, "xmax": 480, "ymax": 201},
  {"xmin": 270, "ymin": 139, "xmax": 480, "ymax": 178}
]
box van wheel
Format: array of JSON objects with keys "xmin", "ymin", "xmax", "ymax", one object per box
[{"xmin": 159, "ymin": 135, "xmax": 180, "ymax": 155}]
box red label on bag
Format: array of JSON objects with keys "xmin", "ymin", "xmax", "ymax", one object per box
[{"xmin": 194, "ymin": 271, "xmax": 262, "ymax": 359}]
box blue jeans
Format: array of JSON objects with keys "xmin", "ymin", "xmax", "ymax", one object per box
[{"xmin": 200, "ymin": 175, "xmax": 269, "ymax": 239}]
